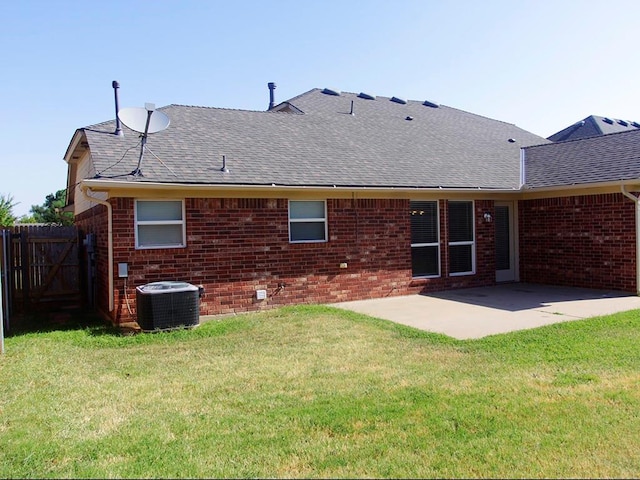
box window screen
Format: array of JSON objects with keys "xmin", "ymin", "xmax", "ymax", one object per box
[
  {"xmin": 135, "ymin": 200, "xmax": 185, "ymax": 249},
  {"xmin": 289, "ymin": 200, "xmax": 327, "ymax": 243}
]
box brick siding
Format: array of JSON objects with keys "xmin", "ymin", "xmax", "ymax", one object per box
[
  {"xmin": 519, "ymin": 193, "xmax": 636, "ymax": 292},
  {"xmin": 75, "ymin": 204, "xmax": 110, "ymax": 313},
  {"xmin": 76, "ymin": 197, "xmax": 497, "ymax": 324}
]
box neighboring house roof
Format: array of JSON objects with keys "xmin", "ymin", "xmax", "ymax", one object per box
[
  {"xmin": 75, "ymin": 88, "xmax": 548, "ymax": 192},
  {"xmin": 547, "ymin": 115, "xmax": 640, "ymax": 142},
  {"xmin": 524, "ymin": 129, "xmax": 640, "ymax": 189}
]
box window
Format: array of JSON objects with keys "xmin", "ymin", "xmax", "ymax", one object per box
[
  {"xmin": 289, "ymin": 200, "xmax": 327, "ymax": 243},
  {"xmin": 410, "ymin": 200, "xmax": 440, "ymax": 277},
  {"xmin": 135, "ymin": 200, "xmax": 185, "ymax": 249},
  {"xmin": 448, "ymin": 201, "xmax": 475, "ymax": 275}
]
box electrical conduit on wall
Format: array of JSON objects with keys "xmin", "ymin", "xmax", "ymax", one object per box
[{"xmin": 81, "ymin": 187, "xmax": 114, "ymax": 312}]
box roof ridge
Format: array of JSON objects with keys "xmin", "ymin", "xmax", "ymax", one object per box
[
  {"xmin": 277, "ymin": 87, "xmax": 321, "ymax": 108},
  {"xmin": 287, "ymin": 88, "xmax": 523, "ymax": 128},
  {"xmin": 163, "ymin": 103, "xmax": 269, "ymax": 114},
  {"xmin": 326, "ymin": 89, "xmax": 525, "ymax": 128},
  {"xmin": 82, "ymin": 103, "xmax": 271, "ymax": 130}
]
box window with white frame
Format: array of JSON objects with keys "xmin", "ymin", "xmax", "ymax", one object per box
[
  {"xmin": 448, "ymin": 201, "xmax": 475, "ymax": 275},
  {"xmin": 289, "ymin": 200, "xmax": 327, "ymax": 243},
  {"xmin": 135, "ymin": 200, "xmax": 186, "ymax": 249},
  {"xmin": 410, "ymin": 200, "xmax": 440, "ymax": 277}
]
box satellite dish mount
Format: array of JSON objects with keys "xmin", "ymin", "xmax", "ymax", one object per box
[{"xmin": 117, "ymin": 103, "xmax": 170, "ymax": 176}]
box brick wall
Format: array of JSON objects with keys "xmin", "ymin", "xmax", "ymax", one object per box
[
  {"xmin": 75, "ymin": 204, "xmax": 110, "ymax": 313},
  {"xmin": 77, "ymin": 197, "xmax": 497, "ymax": 324},
  {"xmin": 519, "ymin": 193, "xmax": 636, "ymax": 292}
]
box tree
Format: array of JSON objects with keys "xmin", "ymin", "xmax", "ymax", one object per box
[
  {"xmin": 0, "ymin": 194, "xmax": 17, "ymax": 226},
  {"xmin": 17, "ymin": 214, "xmax": 36, "ymax": 224},
  {"xmin": 30, "ymin": 189, "xmax": 74, "ymax": 226}
]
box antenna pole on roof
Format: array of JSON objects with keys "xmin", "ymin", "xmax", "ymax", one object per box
[
  {"xmin": 131, "ymin": 103, "xmax": 155, "ymax": 176},
  {"xmin": 112, "ymin": 80, "xmax": 123, "ymax": 136},
  {"xmin": 267, "ymin": 82, "xmax": 276, "ymax": 110}
]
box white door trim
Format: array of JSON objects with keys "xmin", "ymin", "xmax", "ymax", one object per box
[{"xmin": 495, "ymin": 201, "xmax": 519, "ymax": 282}]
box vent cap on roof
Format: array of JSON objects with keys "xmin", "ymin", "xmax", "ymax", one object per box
[
  {"xmin": 618, "ymin": 119, "xmax": 629, "ymax": 127},
  {"xmin": 321, "ymin": 88, "xmax": 340, "ymax": 96},
  {"xmin": 632, "ymin": 121, "xmax": 640, "ymax": 128},
  {"xmin": 390, "ymin": 96, "xmax": 407, "ymax": 105},
  {"xmin": 602, "ymin": 117, "xmax": 614, "ymax": 124},
  {"xmin": 422, "ymin": 100, "xmax": 439, "ymax": 108},
  {"xmin": 357, "ymin": 92, "xmax": 376, "ymax": 100}
]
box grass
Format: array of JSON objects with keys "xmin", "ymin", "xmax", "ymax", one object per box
[{"xmin": 1, "ymin": 305, "xmax": 640, "ymax": 478}]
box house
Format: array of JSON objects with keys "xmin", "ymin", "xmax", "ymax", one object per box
[
  {"xmin": 547, "ymin": 115, "xmax": 640, "ymax": 142},
  {"xmin": 63, "ymin": 86, "xmax": 640, "ymax": 325},
  {"xmin": 521, "ymin": 129, "xmax": 640, "ymax": 291}
]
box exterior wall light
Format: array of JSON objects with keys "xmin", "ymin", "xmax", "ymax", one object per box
[{"xmin": 483, "ymin": 212, "xmax": 493, "ymax": 223}]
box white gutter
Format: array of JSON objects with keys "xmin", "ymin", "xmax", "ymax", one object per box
[
  {"xmin": 80, "ymin": 178, "xmax": 521, "ymax": 194},
  {"xmin": 81, "ymin": 187, "xmax": 114, "ymax": 312},
  {"xmin": 621, "ymin": 185, "xmax": 640, "ymax": 295},
  {"xmin": 522, "ymin": 178, "xmax": 640, "ymax": 194},
  {"xmin": 81, "ymin": 177, "xmax": 640, "ymax": 196}
]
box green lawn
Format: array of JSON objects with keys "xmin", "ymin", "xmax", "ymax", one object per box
[{"xmin": 1, "ymin": 305, "xmax": 639, "ymax": 478}]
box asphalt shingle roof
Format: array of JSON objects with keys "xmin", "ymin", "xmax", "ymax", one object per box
[
  {"xmin": 547, "ymin": 115, "xmax": 640, "ymax": 142},
  {"xmin": 524, "ymin": 129, "xmax": 640, "ymax": 188},
  {"xmin": 80, "ymin": 88, "xmax": 548, "ymax": 190}
]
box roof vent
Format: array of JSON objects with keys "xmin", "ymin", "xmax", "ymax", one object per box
[
  {"xmin": 267, "ymin": 82, "xmax": 276, "ymax": 110},
  {"xmin": 508, "ymin": 138, "xmax": 516, "ymax": 143},
  {"xmin": 618, "ymin": 119, "xmax": 629, "ymax": 127},
  {"xmin": 405, "ymin": 116, "xmax": 413, "ymax": 121},
  {"xmin": 321, "ymin": 88, "xmax": 340, "ymax": 96},
  {"xmin": 112, "ymin": 80, "xmax": 123, "ymax": 136},
  {"xmin": 357, "ymin": 92, "xmax": 376, "ymax": 100},
  {"xmin": 602, "ymin": 117, "xmax": 614, "ymax": 124},
  {"xmin": 632, "ymin": 121, "xmax": 640, "ymax": 128},
  {"xmin": 422, "ymin": 100, "xmax": 439, "ymax": 108},
  {"xmin": 390, "ymin": 96, "xmax": 407, "ymax": 105}
]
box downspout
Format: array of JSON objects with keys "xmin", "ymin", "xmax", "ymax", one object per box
[
  {"xmin": 620, "ymin": 185, "xmax": 640, "ymax": 295},
  {"xmin": 81, "ymin": 186, "xmax": 114, "ymax": 311}
]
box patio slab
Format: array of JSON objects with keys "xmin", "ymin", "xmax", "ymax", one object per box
[{"xmin": 331, "ymin": 283, "xmax": 640, "ymax": 339}]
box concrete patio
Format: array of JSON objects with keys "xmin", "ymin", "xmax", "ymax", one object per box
[{"xmin": 331, "ymin": 283, "xmax": 640, "ymax": 339}]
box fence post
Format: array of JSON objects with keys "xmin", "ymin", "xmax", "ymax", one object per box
[
  {"xmin": 2, "ymin": 230, "xmax": 12, "ymax": 329},
  {"xmin": 0, "ymin": 230, "xmax": 5, "ymax": 354}
]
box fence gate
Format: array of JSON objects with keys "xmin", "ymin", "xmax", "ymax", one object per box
[{"xmin": 0, "ymin": 225, "xmax": 82, "ymax": 330}]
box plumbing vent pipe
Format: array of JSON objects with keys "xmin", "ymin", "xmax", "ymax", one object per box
[
  {"xmin": 112, "ymin": 80, "xmax": 123, "ymax": 136},
  {"xmin": 268, "ymin": 82, "xmax": 276, "ymax": 110}
]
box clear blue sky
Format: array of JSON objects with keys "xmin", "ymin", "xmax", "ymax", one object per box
[{"xmin": 2, "ymin": 0, "xmax": 639, "ymax": 217}]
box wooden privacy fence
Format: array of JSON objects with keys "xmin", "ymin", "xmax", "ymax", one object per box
[{"xmin": 0, "ymin": 225, "xmax": 82, "ymax": 325}]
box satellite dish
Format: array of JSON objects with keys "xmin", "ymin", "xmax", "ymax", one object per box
[
  {"xmin": 117, "ymin": 104, "xmax": 171, "ymax": 177},
  {"xmin": 118, "ymin": 106, "xmax": 170, "ymax": 134}
]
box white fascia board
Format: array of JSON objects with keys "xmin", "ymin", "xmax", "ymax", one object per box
[
  {"xmin": 63, "ymin": 129, "xmax": 85, "ymax": 163},
  {"xmin": 79, "ymin": 178, "xmax": 520, "ymax": 195}
]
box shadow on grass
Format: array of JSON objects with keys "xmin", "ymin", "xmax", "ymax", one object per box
[{"xmin": 6, "ymin": 307, "xmax": 122, "ymax": 338}]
